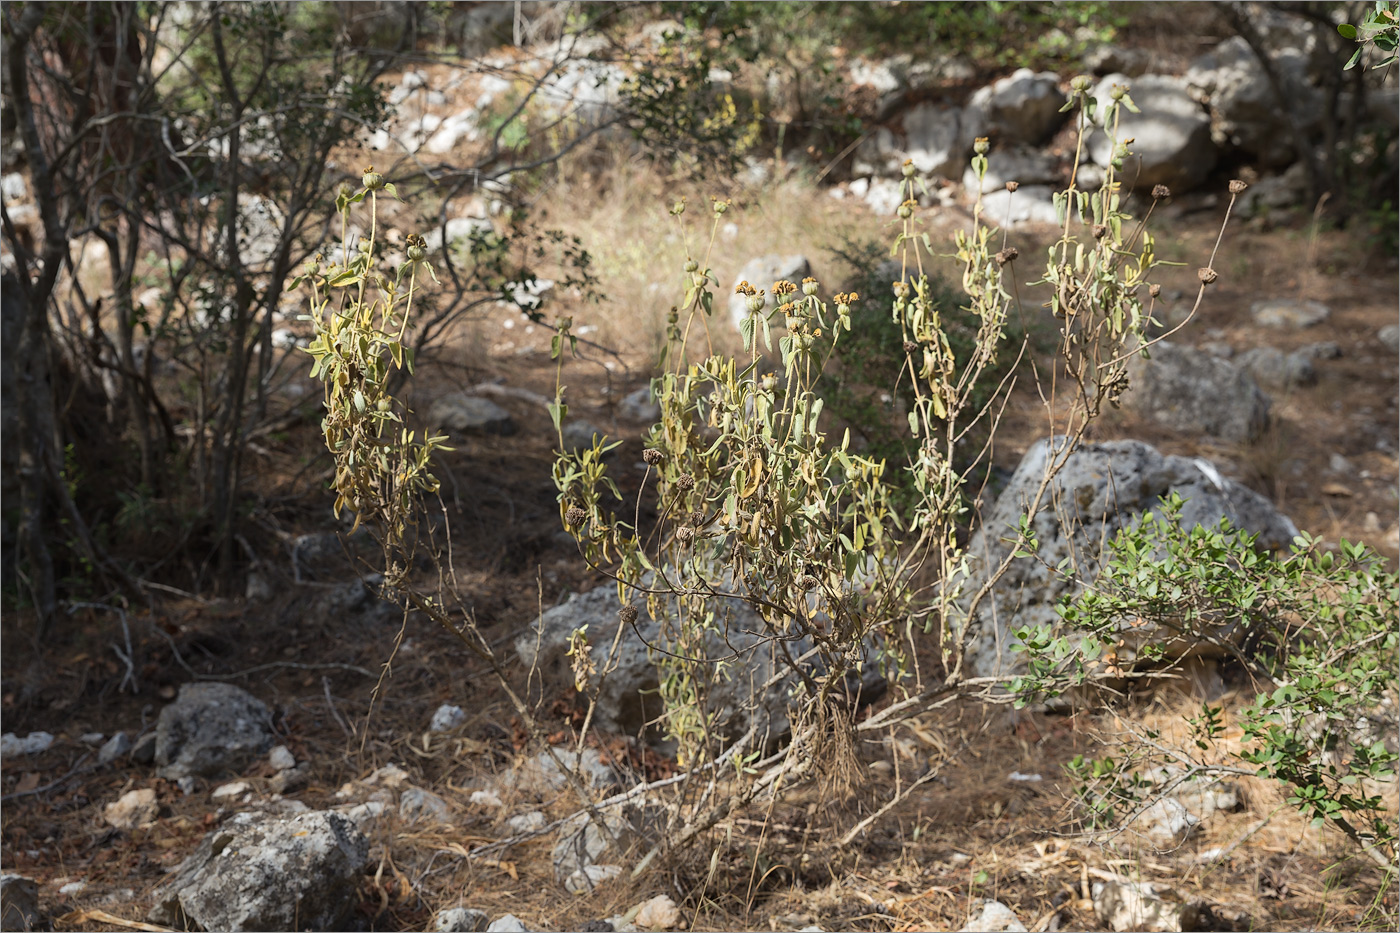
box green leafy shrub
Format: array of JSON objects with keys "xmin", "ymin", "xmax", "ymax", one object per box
[{"xmin": 1036, "ymin": 495, "xmax": 1399, "ymax": 867}]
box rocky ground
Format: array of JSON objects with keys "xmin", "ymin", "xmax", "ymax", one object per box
[{"xmin": 2, "ymin": 8, "xmax": 1398, "ymax": 933}]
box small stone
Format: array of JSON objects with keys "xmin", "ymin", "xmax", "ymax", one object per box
[
  {"xmin": 0, "ymin": 732, "xmax": 54, "ymax": 759},
  {"xmin": 269, "ymin": 764, "xmax": 310, "ymax": 795},
  {"xmin": 507, "ymin": 810, "xmax": 547, "ymax": 833},
  {"xmin": 98, "ymin": 731, "xmax": 132, "ymax": 765},
  {"xmin": 268, "ymin": 745, "xmax": 296, "ymax": 772},
  {"xmin": 634, "ymin": 895, "xmax": 680, "ymax": 931},
  {"xmin": 1250, "ymin": 297, "xmax": 1330, "ymax": 329},
  {"xmin": 155, "ymin": 682, "xmax": 274, "ymax": 780},
  {"xmin": 619, "ymin": 387, "xmax": 661, "ymax": 423},
  {"xmin": 147, "ymin": 810, "xmax": 368, "ymax": 932},
  {"xmin": 470, "ymin": 789, "xmax": 504, "ymax": 808},
  {"xmin": 365, "ymin": 763, "xmax": 410, "ymax": 788},
  {"xmin": 430, "ymin": 704, "xmax": 467, "ymax": 733},
  {"xmin": 959, "ymin": 898, "xmax": 1028, "ymax": 932},
  {"xmin": 212, "ymin": 781, "xmax": 251, "ymax": 800},
  {"xmin": 341, "ymin": 800, "xmax": 386, "ymax": 831},
  {"xmin": 435, "ymin": 907, "xmax": 490, "ymax": 932},
  {"xmin": 1092, "ymin": 881, "xmax": 1205, "ymax": 933},
  {"xmin": 1131, "ymin": 797, "xmax": 1199, "ymax": 847},
  {"xmin": 176, "ymin": 776, "xmax": 197, "ymax": 796},
  {"xmin": 58, "ymin": 880, "xmax": 87, "ymax": 896},
  {"xmin": 561, "ymin": 420, "xmax": 604, "ymax": 452},
  {"xmin": 0, "ymin": 874, "xmax": 39, "ymax": 931},
  {"xmin": 427, "ymin": 395, "xmax": 516, "ymax": 437},
  {"xmin": 564, "ymin": 864, "xmax": 622, "ymax": 895},
  {"xmin": 104, "ymin": 788, "xmax": 159, "ymax": 830},
  {"xmin": 80, "ymin": 732, "xmax": 105, "ymax": 746},
  {"xmin": 130, "ymin": 732, "xmax": 157, "ymax": 765},
  {"xmin": 486, "ymin": 914, "xmax": 530, "ymax": 933},
  {"xmin": 399, "ymin": 786, "xmax": 453, "ymax": 825},
  {"xmin": 1379, "ymin": 324, "xmax": 1400, "ymax": 352}
]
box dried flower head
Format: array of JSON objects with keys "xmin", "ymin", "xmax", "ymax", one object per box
[
  {"xmin": 773, "ymin": 280, "xmax": 798, "ymax": 298},
  {"xmin": 1005, "ymin": 180, "xmax": 1020, "ymax": 193},
  {"xmin": 618, "ymin": 605, "xmax": 638, "ymax": 625},
  {"xmin": 734, "ymin": 280, "xmax": 756, "ymax": 297},
  {"xmin": 565, "ymin": 506, "xmax": 587, "ymax": 527},
  {"xmin": 675, "ymin": 526, "xmax": 695, "ymax": 545},
  {"xmin": 1229, "ymin": 179, "xmax": 1248, "ymax": 195},
  {"xmin": 675, "ymin": 473, "xmax": 695, "ymax": 490},
  {"xmin": 1197, "ymin": 267, "xmax": 1218, "ymax": 285},
  {"xmin": 1092, "ymin": 223, "xmax": 1107, "ymax": 239},
  {"xmin": 1149, "ymin": 283, "xmax": 1162, "ymax": 298},
  {"xmin": 903, "ymin": 340, "xmax": 919, "ymax": 355},
  {"xmin": 994, "ymin": 247, "xmax": 1019, "ymax": 266},
  {"xmin": 642, "ymin": 448, "xmax": 664, "ymax": 466},
  {"xmin": 1152, "ymin": 184, "xmax": 1171, "ymax": 200}
]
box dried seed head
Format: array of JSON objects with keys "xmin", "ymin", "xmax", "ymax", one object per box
[
  {"xmin": 670, "ymin": 197, "xmax": 686, "ymax": 216},
  {"xmin": 565, "ymin": 506, "xmax": 587, "ymax": 527},
  {"xmin": 1092, "ymin": 223, "xmax": 1108, "ymax": 239},
  {"xmin": 675, "ymin": 525, "xmax": 695, "ymax": 545},
  {"xmin": 1151, "ymin": 184, "xmax": 1171, "ymax": 200},
  {"xmin": 892, "ymin": 281, "xmax": 910, "ymax": 300},
  {"xmin": 1005, "ymin": 180, "xmax": 1019, "ymax": 193},
  {"xmin": 711, "ymin": 198, "xmax": 729, "ymax": 215},
  {"xmin": 994, "ymin": 247, "xmax": 1019, "ymax": 266},
  {"xmin": 689, "ymin": 509, "xmax": 705, "ymax": 526},
  {"xmin": 1229, "ymin": 179, "xmax": 1248, "ymax": 194},
  {"xmin": 362, "ymin": 166, "xmax": 385, "ymax": 191},
  {"xmin": 799, "ymin": 575, "xmax": 820, "ymax": 590},
  {"xmin": 1149, "ymin": 283, "xmax": 1162, "ymax": 298},
  {"xmin": 675, "ymin": 473, "xmax": 695, "ymax": 490},
  {"xmin": 642, "ymin": 448, "xmax": 664, "ymax": 466},
  {"xmin": 1197, "ymin": 267, "xmax": 1218, "ymax": 285},
  {"xmin": 618, "ymin": 604, "xmax": 638, "ymax": 625},
  {"xmin": 903, "ymin": 341, "xmax": 919, "ymax": 355}
]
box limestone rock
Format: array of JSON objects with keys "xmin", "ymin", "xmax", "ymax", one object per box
[
  {"xmin": 962, "ymin": 147, "xmax": 1058, "ymax": 194},
  {"xmin": 148, "ymin": 810, "xmax": 368, "ymax": 932},
  {"xmin": 728, "ymin": 255, "xmax": 812, "ymax": 333},
  {"xmin": 619, "ymin": 386, "xmax": 660, "ymax": 423},
  {"xmin": 1122, "ymin": 340, "xmax": 1271, "ymax": 442},
  {"xmin": 155, "ymin": 683, "xmax": 274, "ymax": 780},
  {"xmin": 1092, "ymin": 881, "xmax": 1216, "ymax": 933},
  {"xmin": 400, "ymin": 786, "xmax": 453, "ymax": 825},
  {"xmin": 1235, "ymin": 346, "xmax": 1316, "ymax": 391},
  {"xmin": 105, "ymin": 788, "xmax": 159, "ymax": 830},
  {"xmin": 1250, "ymin": 298, "xmax": 1330, "ymax": 329},
  {"xmin": 965, "ymin": 69, "xmax": 1066, "ymax": 145},
  {"xmin": 962, "ymin": 437, "xmax": 1298, "ymax": 679},
  {"xmin": 958, "ymin": 899, "xmax": 1028, "ymax": 932},
  {"xmin": 634, "ymin": 894, "xmax": 681, "ymax": 931},
  {"xmin": 427, "ymin": 394, "xmax": 516, "ymax": 437},
  {"xmin": 1, "ymin": 874, "xmax": 40, "ymax": 932},
  {"xmin": 1088, "ymin": 75, "xmax": 1216, "ymax": 192},
  {"xmin": 436, "ymin": 908, "xmax": 490, "ymax": 932}
]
